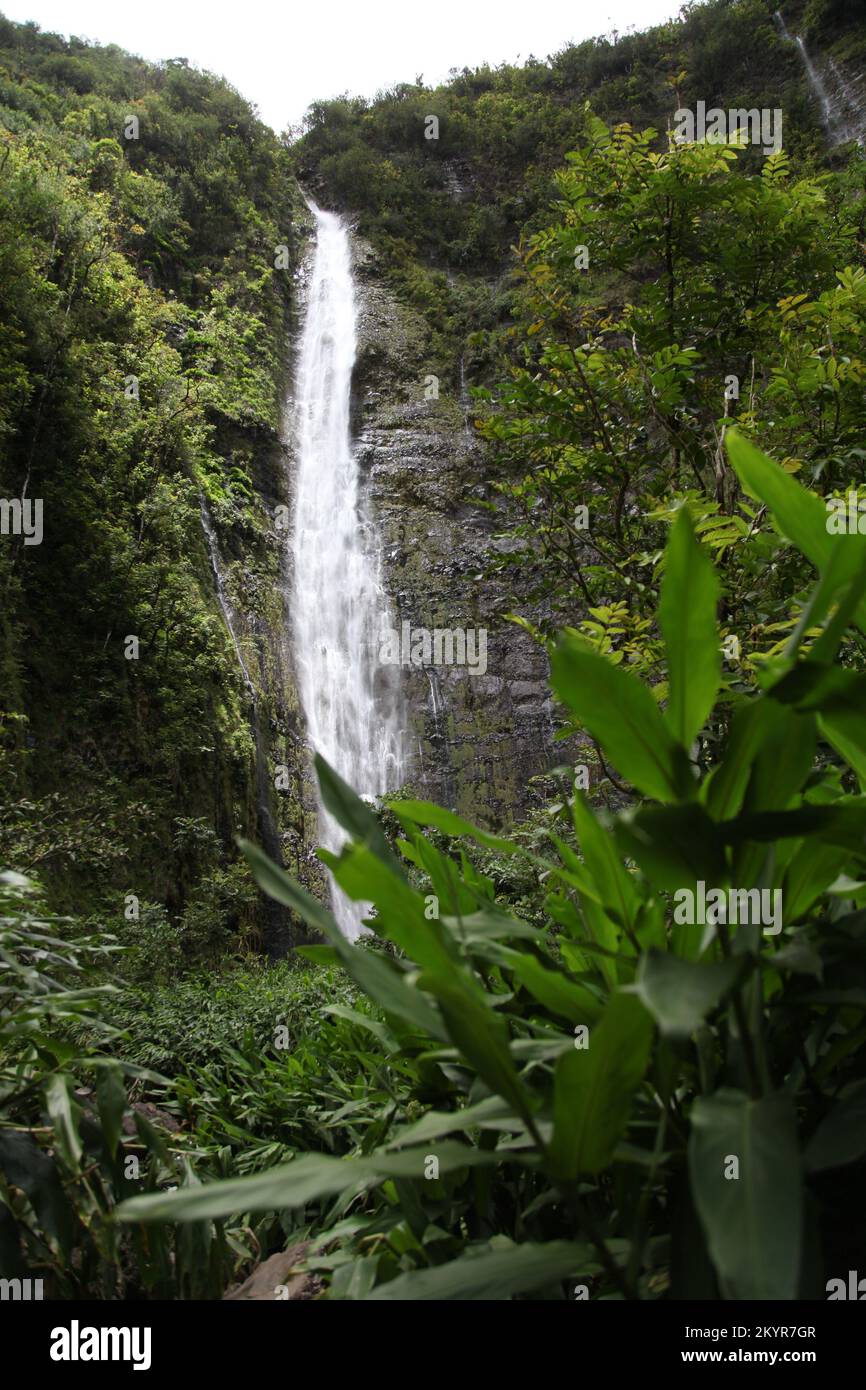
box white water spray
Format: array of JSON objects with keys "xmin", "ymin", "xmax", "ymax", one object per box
[
  {"xmin": 795, "ymin": 34, "xmax": 835, "ymax": 136},
  {"xmin": 291, "ymin": 204, "xmax": 405, "ymax": 938}
]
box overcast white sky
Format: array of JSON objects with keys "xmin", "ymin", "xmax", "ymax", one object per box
[{"xmin": 2, "ymin": 0, "xmax": 685, "ymax": 132}]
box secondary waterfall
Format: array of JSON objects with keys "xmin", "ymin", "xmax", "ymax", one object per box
[
  {"xmin": 793, "ymin": 34, "xmax": 835, "ymax": 138},
  {"xmin": 775, "ymin": 10, "xmax": 866, "ymax": 148},
  {"xmin": 292, "ymin": 204, "xmax": 405, "ymax": 938}
]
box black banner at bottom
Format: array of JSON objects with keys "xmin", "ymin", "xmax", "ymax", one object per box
[{"xmin": 5, "ymin": 1296, "xmax": 861, "ymax": 1376}]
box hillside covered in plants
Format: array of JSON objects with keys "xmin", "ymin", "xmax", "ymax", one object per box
[{"xmin": 2, "ymin": 0, "xmax": 866, "ymax": 1309}]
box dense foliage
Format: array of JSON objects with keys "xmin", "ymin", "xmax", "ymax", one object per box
[
  {"xmin": 294, "ymin": 0, "xmax": 828, "ymax": 272},
  {"xmin": 118, "ymin": 452, "xmax": 866, "ymax": 1299},
  {"xmin": 477, "ymin": 123, "xmax": 866, "ymax": 663},
  {"xmin": 0, "ymin": 14, "xmax": 300, "ymax": 929},
  {"xmin": 3, "ymin": 0, "xmax": 866, "ymax": 1302}
]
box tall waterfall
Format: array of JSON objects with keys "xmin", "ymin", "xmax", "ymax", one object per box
[{"xmin": 291, "ymin": 204, "xmax": 405, "ymax": 938}]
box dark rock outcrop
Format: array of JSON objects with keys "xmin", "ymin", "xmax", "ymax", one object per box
[{"xmin": 351, "ymin": 234, "xmax": 559, "ymax": 824}]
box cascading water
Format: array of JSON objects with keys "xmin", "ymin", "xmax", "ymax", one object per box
[
  {"xmin": 794, "ymin": 34, "xmax": 835, "ymax": 137},
  {"xmin": 292, "ymin": 203, "xmax": 405, "ymax": 938},
  {"xmin": 775, "ymin": 10, "xmax": 866, "ymax": 148}
]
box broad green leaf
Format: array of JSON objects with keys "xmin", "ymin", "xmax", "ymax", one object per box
[
  {"xmin": 726, "ymin": 429, "xmax": 832, "ymax": 572},
  {"xmin": 805, "ymin": 1081, "xmax": 866, "ymax": 1172},
  {"xmin": 322, "ymin": 844, "xmax": 535, "ymax": 1124},
  {"xmin": 769, "ymin": 937, "xmax": 823, "ymax": 979},
  {"xmin": 688, "ymin": 1088, "xmax": 802, "ymax": 1300},
  {"xmin": 777, "ymin": 543, "xmax": 866, "ymax": 664},
  {"xmin": 768, "ymin": 661, "xmax": 866, "ymax": 786},
  {"xmin": 659, "ymin": 508, "xmax": 720, "ymax": 748},
  {"xmin": 782, "ymin": 837, "xmax": 850, "ymax": 920},
  {"xmin": 669, "ymin": 1169, "xmax": 719, "ymax": 1300},
  {"xmin": 615, "ymin": 803, "xmax": 727, "ymax": 891},
  {"xmin": 550, "ymin": 992, "xmax": 653, "ymax": 1177},
  {"xmin": 364, "ymin": 1240, "xmax": 596, "ymax": 1300},
  {"xmin": 501, "ymin": 946, "xmax": 604, "ymax": 1025},
  {"xmin": 720, "ymin": 802, "xmax": 866, "ymax": 854},
  {"xmin": 95, "ymin": 1060, "xmax": 127, "ymax": 1161},
  {"xmin": 571, "ymin": 795, "xmax": 639, "ymax": 933},
  {"xmin": 240, "ymin": 838, "xmax": 336, "ymax": 935},
  {"xmin": 388, "ymin": 800, "xmax": 519, "ymax": 854},
  {"xmin": 551, "ymin": 636, "xmax": 690, "ymax": 803},
  {"xmin": 333, "ymin": 949, "xmax": 447, "ymax": 1043},
  {"xmin": 568, "ymin": 798, "xmax": 635, "ymax": 987},
  {"xmin": 449, "ymin": 910, "xmax": 547, "ymax": 945},
  {"xmin": 403, "ymin": 832, "xmax": 487, "ymax": 918},
  {"xmin": 323, "ymin": 1005, "xmax": 397, "ymax": 1052},
  {"xmin": 45, "ymin": 1073, "xmax": 82, "ymax": 1170},
  {"xmin": 314, "ymin": 754, "xmax": 402, "ymax": 875},
  {"xmin": 634, "ymin": 951, "xmax": 744, "ymax": 1039},
  {"xmin": 240, "ymin": 840, "xmax": 448, "ymax": 1041},
  {"xmin": 704, "ymin": 698, "xmax": 779, "ymax": 821},
  {"xmin": 726, "ymin": 430, "xmax": 866, "ymax": 633},
  {"xmin": 0, "ymin": 1130, "xmax": 75, "ymax": 1254},
  {"xmin": 295, "ymin": 945, "xmax": 340, "ymax": 965},
  {"xmin": 808, "ymin": 547, "xmax": 866, "ymax": 652},
  {"xmin": 117, "ymin": 1143, "xmax": 506, "ymax": 1224},
  {"xmin": 327, "ymin": 842, "xmax": 460, "ymax": 973},
  {"xmin": 417, "ymin": 969, "xmax": 535, "ymax": 1127},
  {"xmin": 819, "ymin": 712, "xmax": 866, "ymax": 791},
  {"xmin": 385, "ymin": 1095, "xmax": 517, "ymax": 1149},
  {"xmin": 740, "ymin": 706, "xmax": 816, "ymax": 815},
  {"xmin": 768, "ymin": 662, "xmax": 866, "ymax": 714}
]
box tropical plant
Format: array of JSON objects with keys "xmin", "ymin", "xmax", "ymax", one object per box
[{"xmin": 115, "ymin": 434, "xmax": 866, "ymax": 1300}]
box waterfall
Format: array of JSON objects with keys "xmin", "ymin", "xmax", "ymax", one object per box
[
  {"xmin": 775, "ymin": 10, "xmax": 866, "ymax": 148},
  {"xmin": 794, "ymin": 35, "xmax": 835, "ymax": 137},
  {"xmin": 292, "ymin": 203, "xmax": 405, "ymax": 938}
]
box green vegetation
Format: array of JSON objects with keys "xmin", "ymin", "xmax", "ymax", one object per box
[
  {"xmin": 477, "ymin": 122, "xmax": 866, "ymax": 659},
  {"xmin": 3, "ymin": 0, "xmax": 866, "ymax": 1301},
  {"xmin": 0, "ymin": 13, "xmax": 302, "ymax": 939}
]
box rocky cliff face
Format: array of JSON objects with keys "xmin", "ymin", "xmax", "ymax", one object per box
[
  {"xmin": 227, "ymin": 210, "xmax": 567, "ymax": 952},
  {"xmin": 776, "ymin": 6, "xmax": 866, "ymax": 150},
  {"xmin": 192, "ymin": 410, "xmax": 318, "ymax": 954},
  {"xmin": 821, "ymin": 51, "xmax": 866, "ymax": 147},
  {"xmin": 350, "ymin": 232, "xmax": 559, "ymax": 826},
  {"xmin": 192, "ymin": 203, "xmax": 330, "ymax": 953}
]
